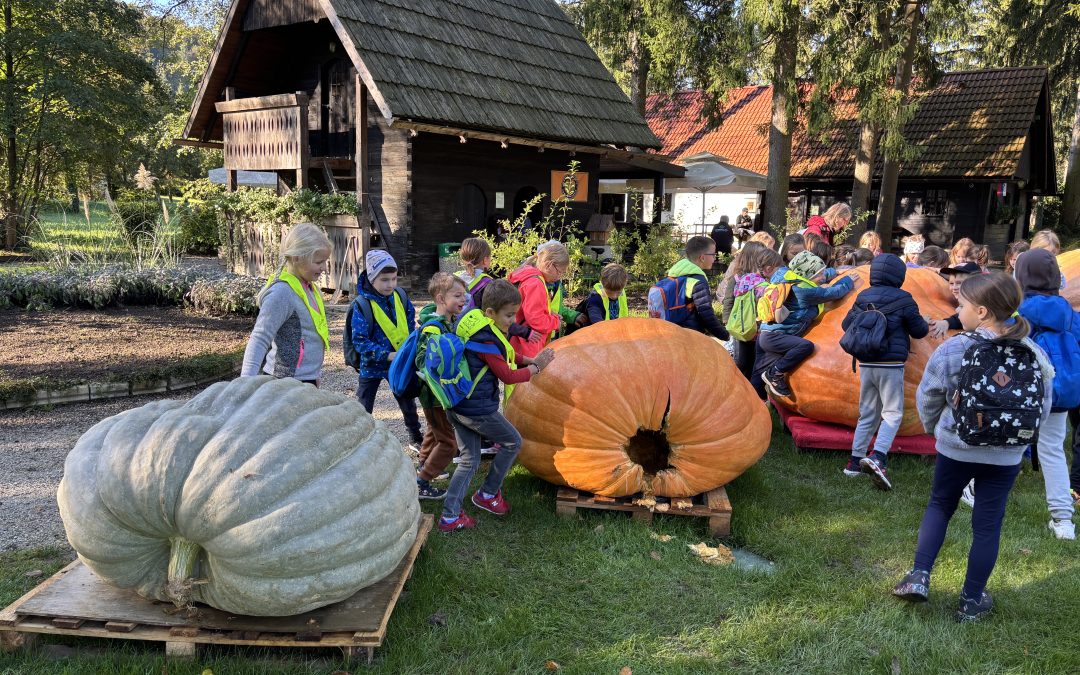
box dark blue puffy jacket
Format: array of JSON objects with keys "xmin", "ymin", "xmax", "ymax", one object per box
[
  {"xmin": 841, "ymin": 254, "xmax": 930, "ymax": 363},
  {"xmin": 1019, "ymin": 293, "xmax": 1080, "ymax": 411},
  {"xmin": 452, "ymin": 323, "xmax": 505, "ymax": 417}
]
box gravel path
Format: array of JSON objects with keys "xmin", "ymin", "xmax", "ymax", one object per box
[{"xmin": 0, "ymin": 307, "xmax": 418, "ymax": 552}]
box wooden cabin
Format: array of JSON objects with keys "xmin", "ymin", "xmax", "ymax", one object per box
[
  {"xmin": 645, "ymin": 67, "xmax": 1057, "ymax": 258},
  {"xmin": 180, "ymin": 0, "xmax": 682, "ymax": 282}
]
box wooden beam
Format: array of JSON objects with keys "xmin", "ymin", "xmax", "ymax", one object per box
[
  {"xmin": 215, "ymin": 93, "xmax": 309, "ymax": 114},
  {"xmin": 172, "ymin": 138, "xmax": 224, "ymax": 150},
  {"xmin": 297, "ymin": 94, "xmax": 310, "ymax": 190},
  {"xmin": 389, "ymin": 119, "xmax": 684, "ymax": 177},
  {"xmin": 356, "ymin": 78, "xmax": 370, "ymax": 267}
]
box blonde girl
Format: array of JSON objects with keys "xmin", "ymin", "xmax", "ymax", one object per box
[
  {"xmin": 950, "ymin": 237, "xmax": 975, "ymax": 265},
  {"xmin": 859, "ymin": 230, "xmax": 883, "ymax": 256},
  {"xmin": 507, "ymin": 241, "xmax": 582, "ymax": 358},
  {"xmin": 242, "ymin": 223, "xmax": 332, "ymax": 385}
]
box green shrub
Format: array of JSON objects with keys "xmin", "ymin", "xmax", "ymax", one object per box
[
  {"xmin": 177, "ymin": 204, "xmax": 220, "ymax": 254},
  {"xmin": 630, "ymin": 223, "xmax": 681, "ymax": 282},
  {"xmin": 112, "ymin": 189, "xmax": 162, "ymax": 244},
  {"xmin": 0, "ymin": 265, "xmax": 260, "ymax": 315}
]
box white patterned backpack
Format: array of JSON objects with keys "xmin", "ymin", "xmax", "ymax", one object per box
[{"xmin": 951, "ymin": 333, "xmax": 1044, "ymax": 447}]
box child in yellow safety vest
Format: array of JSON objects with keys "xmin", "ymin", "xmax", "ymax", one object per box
[
  {"xmin": 350, "ymin": 249, "xmax": 422, "ymax": 448},
  {"xmin": 583, "ymin": 263, "xmax": 629, "ymax": 325},
  {"xmin": 242, "ymin": 223, "xmax": 332, "ymax": 385},
  {"xmin": 439, "ymin": 280, "xmax": 555, "ymax": 533}
]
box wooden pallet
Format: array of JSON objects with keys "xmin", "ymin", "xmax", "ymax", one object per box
[
  {"xmin": 0, "ymin": 514, "xmax": 433, "ymax": 663},
  {"xmin": 555, "ymin": 486, "xmax": 731, "ymax": 537}
]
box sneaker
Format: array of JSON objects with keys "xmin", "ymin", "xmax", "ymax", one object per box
[
  {"xmin": 960, "ymin": 480, "xmax": 975, "ymax": 508},
  {"xmin": 842, "ymin": 456, "xmax": 864, "ymax": 477},
  {"xmin": 416, "ymin": 463, "xmax": 450, "ymax": 482},
  {"xmin": 480, "ymin": 443, "xmax": 501, "ymax": 459},
  {"xmin": 860, "ymin": 452, "xmax": 892, "ymax": 491},
  {"xmin": 892, "ymin": 569, "xmax": 930, "ymax": 603},
  {"xmin": 416, "ymin": 478, "xmax": 447, "ymax": 500},
  {"xmin": 1049, "ymin": 518, "xmax": 1076, "ymax": 540},
  {"xmin": 471, "ymin": 490, "xmax": 510, "ymax": 516},
  {"xmin": 438, "ymin": 511, "xmax": 478, "ymax": 533},
  {"xmin": 762, "ymin": 367, "xmax": 793, "ymax": 399},
  {"xmin": 955, "ymin": 591, "xmax": 993, "ymax": 622}
]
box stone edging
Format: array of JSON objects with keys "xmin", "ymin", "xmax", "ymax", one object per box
[{"xmin": 1, "ymin": 364, "xmax": 242, "ymax": 411}]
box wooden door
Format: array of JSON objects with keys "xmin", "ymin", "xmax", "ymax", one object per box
[{"xmin": 454, "ymin": 184, "xmax": 487, "ymax": 240}]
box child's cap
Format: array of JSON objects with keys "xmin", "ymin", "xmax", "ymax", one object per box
[
  {"xmin": 903, "ymin": 238, "xmax": 924, "ymax": 256},
  {"xmin": 1014, "ymin": 249, "xmax": 1060, "ymax": 295},
  {"xmin": 938, "ymin": 261, "xmax": 980, "ymax": 277},
  {"xmin": 789, "ymin": 250, "xmax": 826, "ymax": 279},
  {"xmin": 365, "ymin": 249, "xmax": 397, "ymax": 281}
]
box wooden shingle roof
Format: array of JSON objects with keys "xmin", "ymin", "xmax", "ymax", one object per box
[
  {"xmin": 645, "ymin": 67, "xmax": 1050, "ymax": 180},
  {"xmin": 185, "ymin": 0, "xmax": 659, "ymax": 149}
]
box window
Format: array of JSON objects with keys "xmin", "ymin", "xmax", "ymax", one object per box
[
  {"xmin": 924, "ymin": 189, "xmax": 947, "ymax": 217},
  {"xmin": 662, "ymin": 193, "xmax": 673, "ymax": 212}
]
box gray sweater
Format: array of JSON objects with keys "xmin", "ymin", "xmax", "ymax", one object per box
[
  {"xmin": 241, "ymin": 281, "xmax": 326, "ymax": 382},
  {"xmin": 916, "ymin": 327, "xmax": 1054, "ymax": 466}
]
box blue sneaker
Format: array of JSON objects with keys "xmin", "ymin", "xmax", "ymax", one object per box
[
  {"xmin": 860, "ymin": 452, "xmax": 892, "ymax": 491},
  {"xmin": 893, "ymin": 569, "xmax": 930, "ymax": 603},
  {"xmin": 956, "ymin": 591, "xmax": 993, "ymax": 622},
  {"xmin": 843, "ymin": 456, "xmax": 863, "ymax": 477}
]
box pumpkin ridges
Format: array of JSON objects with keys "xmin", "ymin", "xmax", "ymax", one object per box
[
  {"xmin": 508, "ymin": 318, "xmax": 771, "ymax": 498},
  {"xmin": 59, "ymin": 377, "xmax": 420, "ymax": 616}
]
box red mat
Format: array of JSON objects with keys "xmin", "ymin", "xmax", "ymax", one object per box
[{"xmin": 771, "ymin": 400, "xmax": 937, "ymax": 456}]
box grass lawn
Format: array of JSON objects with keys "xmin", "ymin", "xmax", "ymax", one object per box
[
  {"xmin": 1, "ymin": 413, "xmax": 1077, "ymax": 674},
  {"xmin": 28, "ymin": 203, "xmax": 128, "ymax": 259}
]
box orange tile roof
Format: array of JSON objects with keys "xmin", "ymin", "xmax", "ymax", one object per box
[{"xmin": 645, "ymin": 67, "xmax": 1048, "ymax": 180}]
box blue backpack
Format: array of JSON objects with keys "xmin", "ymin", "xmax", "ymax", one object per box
[
  {"xmin": 1028, "ymin": 315, "xmax": 1080, "ymax": 410},
  {"xmin": 418, "ymin": 333, "xmax": 502, "ymax": 410},
  {"xmin": 388, "ymin": 317, "xmax": 445, "ymax": 398},
  {"xmin": 840, "ymin": 302, "xmax": 890, "ymax": 370},
  {"xmin": 647, "ymin": 275, "xmax": 695, "ymax": 325}
]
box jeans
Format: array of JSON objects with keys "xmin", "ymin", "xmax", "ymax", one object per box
[
  {"xmin": 443, "ymin": 411, "xmax": 522, "ymax": 520},
  {"xmin": 851, "ymin": 366, "xmax": 906, "ymax": 457},
  {"xmin": 755, "ymin": 330, "xmax": 815, "ymax": 376},
  {"xmin": 357, "ymin": 376, "xmax": 421, "ymax": 441},
  {"xmin": 913, "ymin": 454, "xmax": 1021, "ymax": 599},
  {"xmin": 1036, "ymin": 412, "xmax": 1074, "ymax": 521}
]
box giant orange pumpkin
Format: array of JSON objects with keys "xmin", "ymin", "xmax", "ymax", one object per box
[
  {"xmin": 505, "ymin": 318, "xmax": 771, "ymax": 498},
  {"xmin": 1059, "ymin": 250, "xmax": 1080, "ymax": 310},
  {"xmin": 778, "ymin": 265, "xmax": 957, "ymax": 436}
]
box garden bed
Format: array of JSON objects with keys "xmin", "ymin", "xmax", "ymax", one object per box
[{"xmin": 0, "ymin": 307, "xmax": 253, "ymax": 394}]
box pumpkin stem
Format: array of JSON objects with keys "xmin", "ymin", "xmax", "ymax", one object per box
[{"xmin": 166, "ymin": 537, "xmax": 202, "ymax": 608}]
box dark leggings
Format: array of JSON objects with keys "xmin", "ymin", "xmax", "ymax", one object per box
[
  {"xmin": 734, "ymin": 339, "xmax": 764, "ymax": 398},
  {"xmin": 913, "ymin": 454, "xmax": 1021, "ymax": 598},
  {"xmin": 1069, "ymin": 407, "xmax": 1079, "ymax": 492}
]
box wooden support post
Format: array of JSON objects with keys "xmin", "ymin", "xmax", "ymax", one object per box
[
  {"xmin": 356, "ymin": 77, "xmax": 370, "ymax": 267},
  {"xmin": 226, "ymin": 170, "xmax": 237, "ymax": 193},
  {"xmin": 651, "ymin": 176, "xmax": 664, "ymax": 224},
  {"xmin": 165, "ymin": 641, "xmax": 197, "ymax": 659},
  {"xmin": 297, "ymin": 91, "xmax": 310, "ymax": 190}
]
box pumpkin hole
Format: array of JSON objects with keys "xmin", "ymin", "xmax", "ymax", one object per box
[
  {"xmin": 625, "ymin": 428, "xmax": 672, "ymax": 475},
  {"xmin": 625, "ymin": 393, "xmax": 672, "ymax": 475}
]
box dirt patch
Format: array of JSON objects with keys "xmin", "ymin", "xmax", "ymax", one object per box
[{"xmin": 0, "ymin": 307, "xmax": 254, "ymax": 383}]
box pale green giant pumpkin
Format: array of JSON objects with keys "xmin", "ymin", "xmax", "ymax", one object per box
[{"xmin": 57, "ymin": 376, "xmax": 420, "ymax": 616}]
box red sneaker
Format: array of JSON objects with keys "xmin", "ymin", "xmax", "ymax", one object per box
[
  {"xmin": 438, "ymin": 511, "xmax": 477, "ymax": 533},
  {"xmin": 471, "ymin": 490, "xmax": 510, "ymax": 516}
]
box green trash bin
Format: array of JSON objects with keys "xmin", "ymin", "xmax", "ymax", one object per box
[{"xmin": 437, "ymin": 242, "xmax": 462, "ymax": 273}]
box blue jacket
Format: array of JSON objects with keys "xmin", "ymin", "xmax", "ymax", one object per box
[
  {"xmin": 841, "ymin": 255, "xmax": 929, "ymax": 363},
  {"xmin": 1019, "ymin": 293, "xmax": 1080, "ymax": 411},
  {"xmin": 759, "ymin": 266, "xmax": 854, "ymax": 336},
  {"xmin": 350, "ymin": 275, "xmax": 416, "ymax": 379},
  {"xmin": 665, "ymin": 259, "xmax": 729, "ymax": 339},
  {"xmin": 584, "ymin": 290, "xmax": 620, "ymax": 324}
]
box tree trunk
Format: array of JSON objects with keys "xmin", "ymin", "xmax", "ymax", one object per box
[
  {"xmin": 1063, "ymin": 80, "xmax": 1080, "ymax": 232},
  {"xmin": 3, "ymin": 0, "xmax": 18, "ymax": 250},
  {"xmin": 627, "ymin": 15, "xmax": 650, "ymax": 119},
  {"xmin": 875, "ymin": 0, "xmax": 923, "ymax": 243},
  {"xmin": 851, "ymin": 121, "xmax": 878, "ymax": 220},
  {"xmin": 765, "ymin": 6, "xmax": 799, "ymax": 235}
]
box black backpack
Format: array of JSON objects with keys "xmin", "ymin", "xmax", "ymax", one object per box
[
  {"xmin": 343, "ymin": 288, "xmax": 408, "ymax": 372},
  {"xmin": 952, "ymin": 333, "xmax": 1044, "ymax": 447},
  {"xmin": 840, "ymin": 303, "xmax": 889, "ymax": 369}
]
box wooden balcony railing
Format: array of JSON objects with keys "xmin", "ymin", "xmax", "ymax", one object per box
[{"xmin": 215, "ymin": 93, "xmax": 310, "ymax": 188}]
